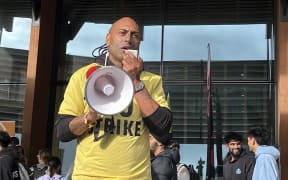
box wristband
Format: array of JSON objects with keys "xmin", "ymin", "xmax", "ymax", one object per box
[{"xmin": 135, "ymin": 81, "xmax": 145, "ymax": 93}]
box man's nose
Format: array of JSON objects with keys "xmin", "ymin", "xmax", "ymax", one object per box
[{"xmin": 123, "ymin": 33, "xmax": 132, "ymax": 42}]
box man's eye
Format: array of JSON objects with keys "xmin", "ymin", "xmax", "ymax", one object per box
[
  {"xmin": 132, "ymin": 33, "xmax": 140, "ymax": 39},
  {"xmin": 119, "ymin": 31, "xmax": 126, "ymax": 35}
]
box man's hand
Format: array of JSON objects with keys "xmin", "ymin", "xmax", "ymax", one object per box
[
  {"xmin": 122, "ymin": 50, "xmax": 143, "ymax": 82},
  {"xmin": 85, "ymin": 108, "xmax": 102, "ymax": 125}
]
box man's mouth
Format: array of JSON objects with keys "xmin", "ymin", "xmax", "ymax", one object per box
[
  {"xmin": 232, "ymin": 149, "xmax": 241, "ymax": 155},
  {"xmin": 121, "ymin": 46, "xmax": 132, "ymax": 51}
]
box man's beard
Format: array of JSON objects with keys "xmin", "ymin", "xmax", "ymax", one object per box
[{"xmin": 230, "ymin": 148, "xmax": 242, "ymax": 158}]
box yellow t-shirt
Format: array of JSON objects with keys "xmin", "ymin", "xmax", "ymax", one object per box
[{"xmin": 58, "ymin": 63, "xmax": 169, "ymax": 180}]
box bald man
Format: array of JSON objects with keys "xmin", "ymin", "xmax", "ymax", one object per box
[{"xmin": 56, "ymin": 17, "xmax": 172, "ymax": 180}]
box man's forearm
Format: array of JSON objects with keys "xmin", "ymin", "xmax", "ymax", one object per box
[
  {"xmin": 133, "ymin": 82, "xmax": 173, "ymax": 135},
  {"xmin": 69, "ymin": 115, "xmax": 91, "ymax": 136},
  {"xmin": 134, "ymin": 87, "xmax": 159, "ymax": 117},
  {"xmin": 56, "ymin": 114, "xmax": 90, "ymax": 142}
]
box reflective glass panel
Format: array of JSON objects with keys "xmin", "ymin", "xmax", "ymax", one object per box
[{"xmin": 0, "ymin": 17, "xmax": 30, "ymax": 134}]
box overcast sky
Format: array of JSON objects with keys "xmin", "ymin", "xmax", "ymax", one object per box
[{"xmin": 1, "ymin": 17, "xmax": 269, "ymax": 61}]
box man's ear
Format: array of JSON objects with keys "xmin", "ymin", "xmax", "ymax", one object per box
[
  {"xmin": 250, "ymin": 137, "xmax": 256, "ymax": 145},
  {"xmin": 106, "ymin": 33, "xmax": 111, "ymax": 46},
  {"xmin": 253, "ymin": 138, "xmax": 257, "ymax": 145}
]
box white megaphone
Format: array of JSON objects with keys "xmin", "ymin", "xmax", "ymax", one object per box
[{"xmin": 85, "ymin": 66, "xmax": 134, "ymax": 115}]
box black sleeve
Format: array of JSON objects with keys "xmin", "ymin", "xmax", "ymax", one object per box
[
  {"xmin": 246, "ymin": 156, "xmax": 256, "ymax": 180},
  {"xmin": 0, "ymin": 155, "xmax": 15, "ymax": 180},
  {"xmin": 55, "ymin": 115, "xmax": 78, "ymax": 142},
  {"xmin": 142, "ymin": 107, "xmax": 173, "ymax": 137}
]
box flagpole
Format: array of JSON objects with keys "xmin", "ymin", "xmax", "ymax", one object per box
[{"xmin": 206, "ymin": 43, "xmax": 215, "ymax": 180}]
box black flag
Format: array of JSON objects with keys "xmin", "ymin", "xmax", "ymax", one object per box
[{"xmin": 206, "ymin": 43, "xmax": 215, "ymax": 180}]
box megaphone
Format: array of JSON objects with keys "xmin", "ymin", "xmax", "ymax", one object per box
[{"xmin": 85, "ymin": 66, "xmax": 134, "ymax": 115}]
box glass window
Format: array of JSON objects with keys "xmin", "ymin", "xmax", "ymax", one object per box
[
  {"xmin": 66, "ymin": 23, "xmax": 162, "ymax": 60},
  {"xmin": 140, "ymin": 26, "xmax": 162, "ymax": 61},
  {"xmin": 0, "ymin": 17, "xmax": 30, "ymax": 134},
  {"xmin": 164, "ymin": 83, "xmax": 275, "ymax": 144},
  {"xmin": 66, "ymin": 23, "xmax": 110, "ymax": 57},
  {"xmin": 163, "ymin": 24, "xmax": 268, "ymax": 61},
  {"xmin": 1, "ymin": 17, "xmax": 31, "ymax": 50}
]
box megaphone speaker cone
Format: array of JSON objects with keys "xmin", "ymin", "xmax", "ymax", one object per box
[
  {"xmin": 85, "ymin": 66, "xmax": 134, "ymax": 115},
  {"xmin": 94, "ymin": 75, "xmax": 115, "ymax": 96}
]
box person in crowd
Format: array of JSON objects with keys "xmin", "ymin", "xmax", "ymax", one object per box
[
  {"xmin": 247, "ymin": 127, "xmax": 280, "ymax": 180},
  {"xmin": 149, "ymin": 133, "xmax": 180, "ymax": 180},
  {"xmin": 14, "ymin": 145, "xmax": 33, "ymax": 180},
  {"xmin": 37, "ymin": 156, "xmax": 64, "ymax": 180},
  {"xmin": 0, "ymin": 130, "xmax": 20, "ymax": 180},
  {"xmin": 9, "ymin": 136, "xmax": 20, "ymax": 146},
  {"xmin": 56, "ymin": 16, "xmax": 172, "ymax": 179},
  {"xmin": 30, "ymin": 148, "xmax": 51, "ymax": 179},
  {"xmin": 223, "ymin": 132, "xmax": 255, "ymax": 180}
]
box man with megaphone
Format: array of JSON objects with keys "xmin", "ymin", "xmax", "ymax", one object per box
[{"xmin": 56, "ymin": 17, "xmax": 173, "ymax": 180}]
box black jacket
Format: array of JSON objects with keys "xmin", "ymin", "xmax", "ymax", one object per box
[
  {"xmin": 151, "ymin": 146, "xmax": 180, "ymax": 180},
  {"xmin": 223, "ymin": 149, "xmax": 255, "ymax": 180},
  {"xmin": 0, "ymin": 147, "xmax": 21, "ymax": 180}
]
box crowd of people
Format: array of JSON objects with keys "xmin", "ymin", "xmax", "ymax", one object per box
[
  {"xmin": 223, "ymin": 127, "xmax": 280, "ymax": 180},
  {"xmin": 1, "ymin": 126, "xmax": 280, "ymax": 180},
  {"xmin": 0, "ymin": 131, "xmax": 64, "ymax": 180}
]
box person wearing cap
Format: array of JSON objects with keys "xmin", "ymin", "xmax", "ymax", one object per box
[
  {"xmin": 149, "ymin": 133, "xmax": 180, "ymax": 180},
  {"xmin": 223, "ymin": 132, "xmax": 255, "ymax": 180}
]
